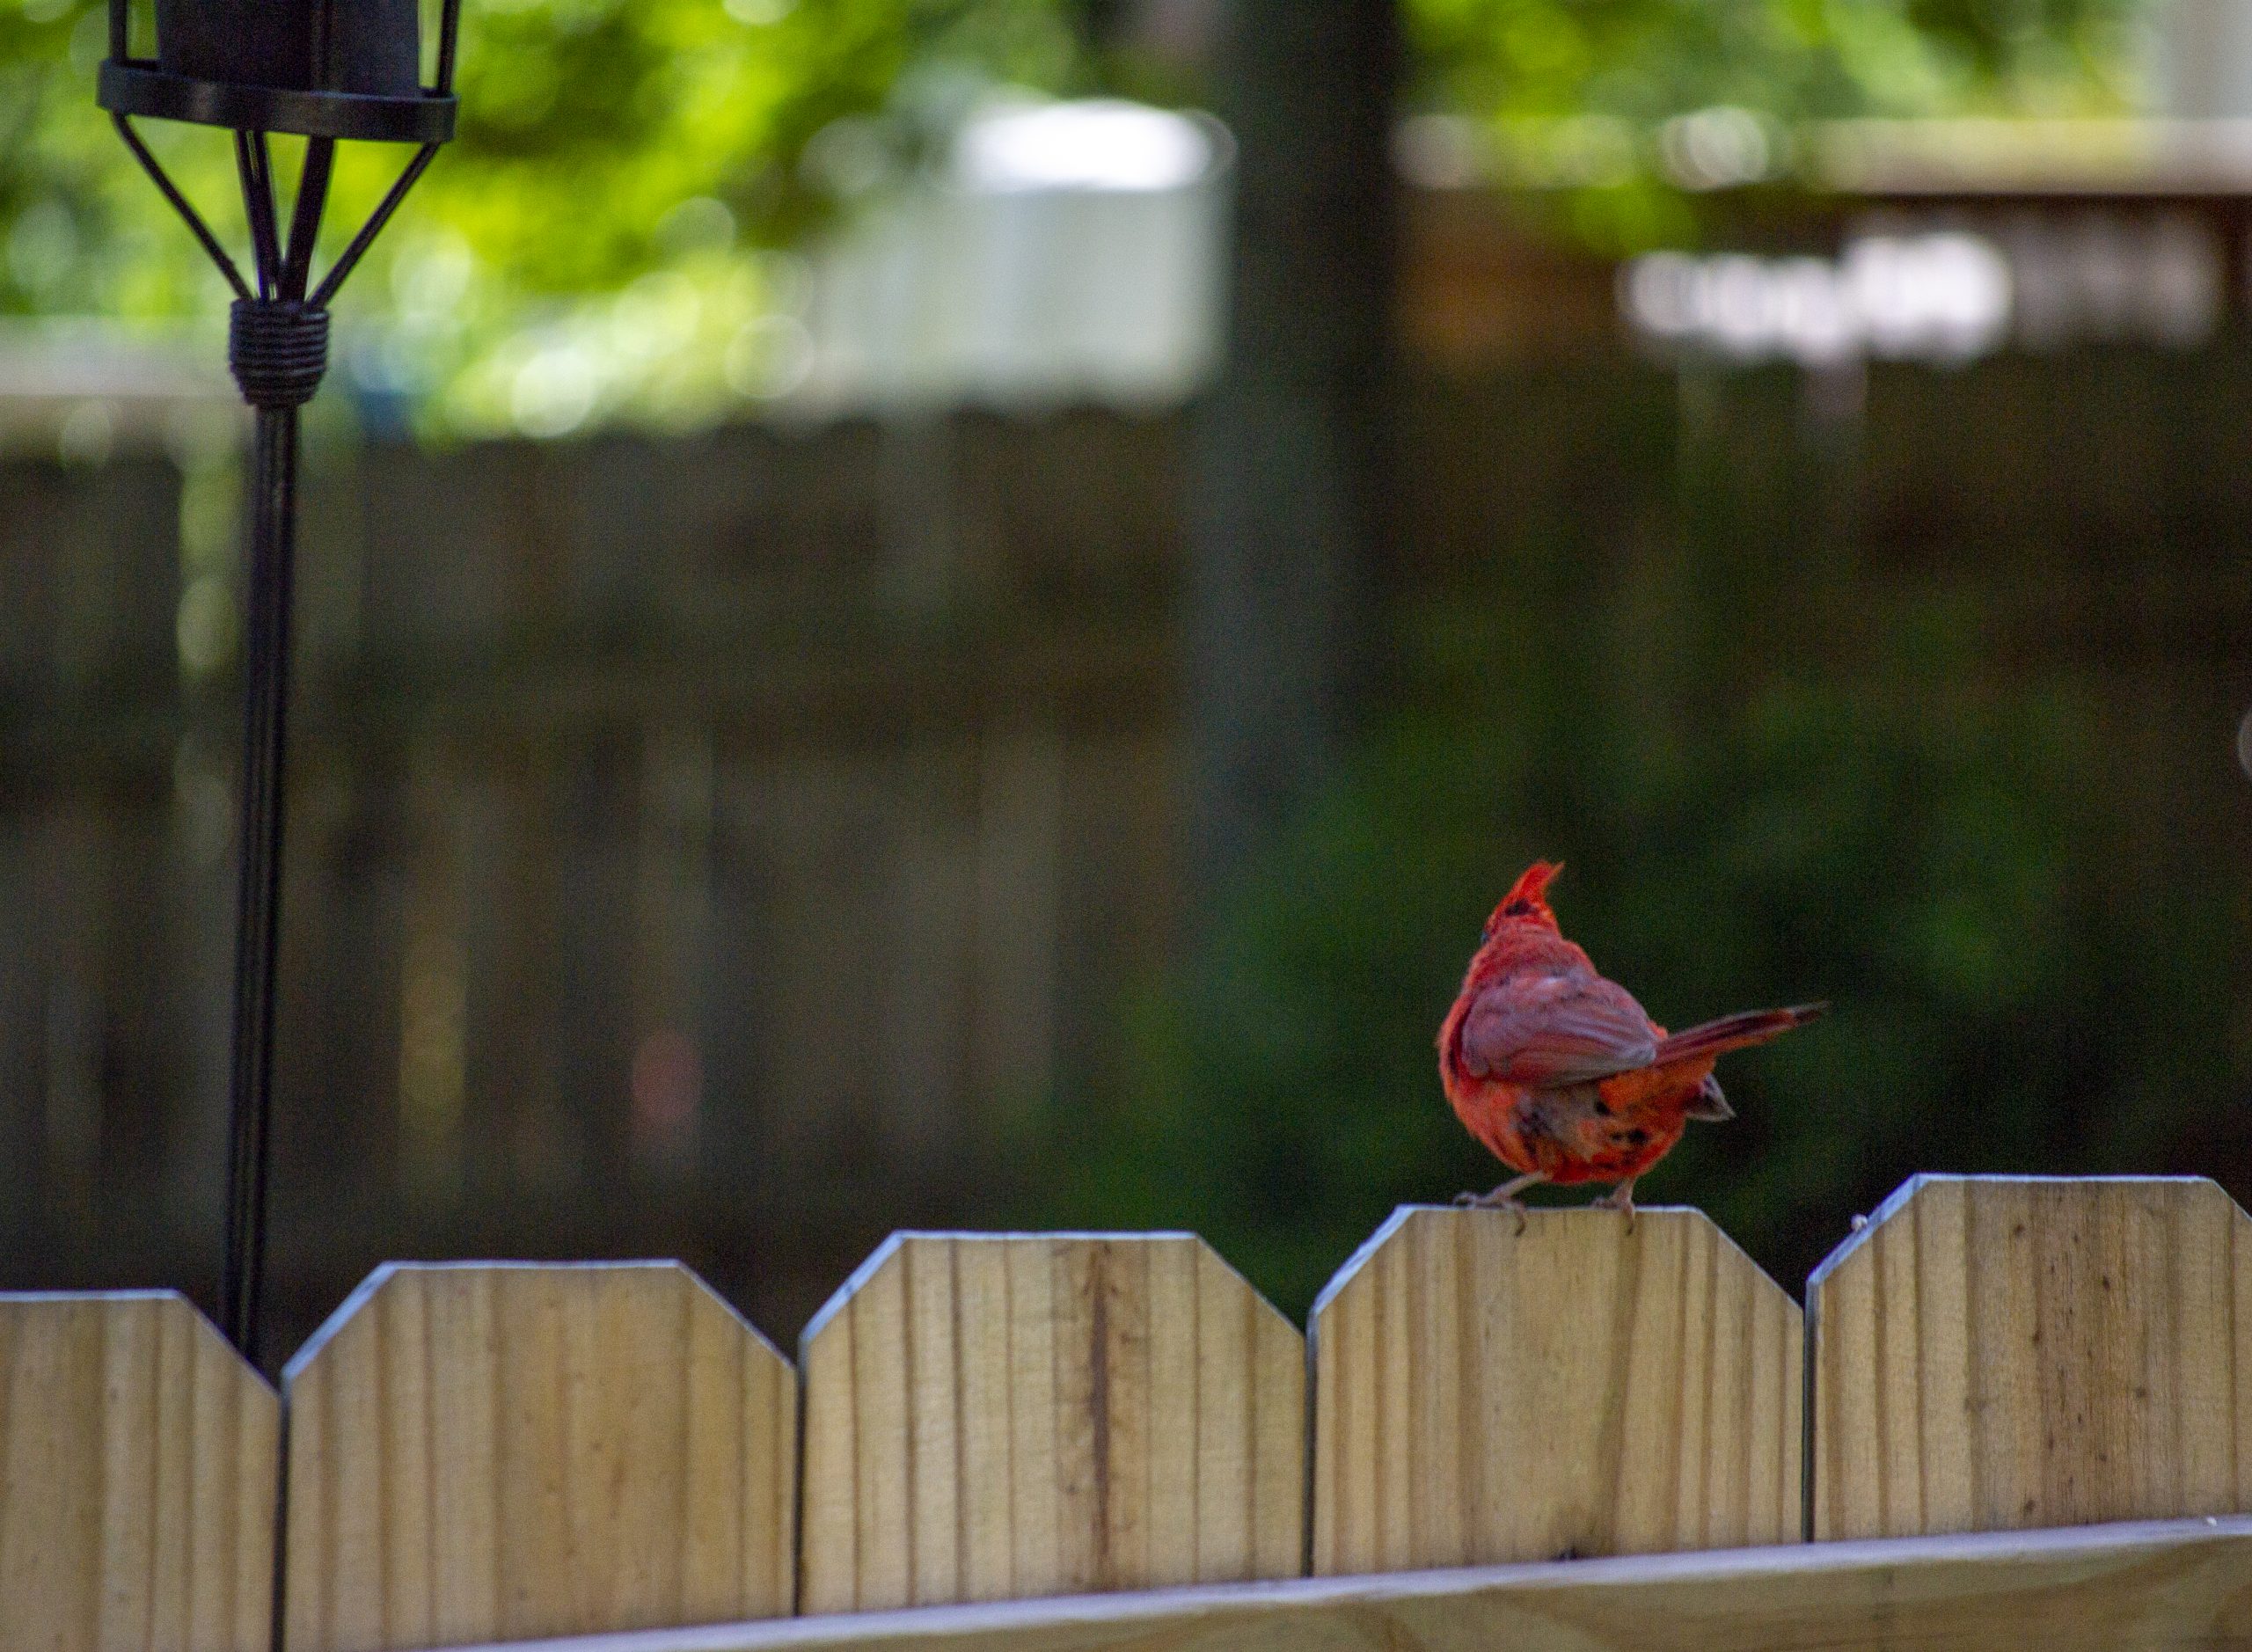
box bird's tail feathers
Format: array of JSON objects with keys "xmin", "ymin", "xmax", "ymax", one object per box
[{"xmin": 1652, "ymin": 1003, "xmax": 1827, "ymax": 1065}]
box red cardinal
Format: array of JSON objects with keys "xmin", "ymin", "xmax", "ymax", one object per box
[{"xmin": 1437, "ymin": 860, "xmax": 1824, "ymax": 1220}]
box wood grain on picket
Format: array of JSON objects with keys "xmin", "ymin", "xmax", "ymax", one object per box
[
  {"xmin": 282, "ymin": 1261, "xmax": 797, "ymax": 1651},
  {"xmin": 0, "ymin": 1290, "xmax": 278, "ymax": 1652},
  {"xmin": 799, "ymin": 1232, "xmax": 1305, "ymax": 1615},
  {"xmin": 1810, "ymin": 1174, "xmax": 2252, "ymax": 1541},
  {"xmin": 1312, "ymin": 1205, "xmax": 1801, "ymax": 1574}
]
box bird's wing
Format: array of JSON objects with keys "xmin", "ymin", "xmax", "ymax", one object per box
[{"xmin": 1458, "ymin": 969, "xmax": 1658, "ymax": 1087}]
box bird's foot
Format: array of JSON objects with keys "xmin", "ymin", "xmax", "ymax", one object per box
[
  {"xmin": 1455, "ymin": 1173, "xmax": 1546, "ymax": 1234},
  {"xmin": 1451, "ymin": 1191, "xmax": 1531, "ymax": 1238},
  {"xmin": 1591, "ymin": 1179, "xmax": 1638, "ymax": 1232},
  {"xmin": 1451, "ymin": 1188, "xmax": 1527, "ymax": 1212}
]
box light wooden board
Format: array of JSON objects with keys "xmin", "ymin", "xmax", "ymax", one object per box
[
  {"xmin": 0, "ymin": 1290, "xmax": 278, "ymax": 1652},
  {"xmin": 1311, "ymin": 1205, "xmax": 1801, "ymax": 1573},
  {"xmin": 417, "ymin": 1514, "xmax": 2252, "ymax": 1652},
  {"xmin": 282, "ymin": 1261, "xmax": 797, "ymax": 1651},
  {"xmin": 798, "ymin": 1232, "xmax": 1305, "ymax": 1614},
  {"xmin": 1809, "ymin": 1174, "xmax": 2252, "ymax": 1541}
]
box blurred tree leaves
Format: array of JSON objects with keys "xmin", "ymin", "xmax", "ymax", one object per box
[
  {"xmin": 5, "ymin": 0, "xmax": 2149, "ymax": 323},
  {"xmin": 0, "ymin": 0, "xmax": 1081, "ymax": 428},
  {"xmin": 432, "ymin": 0, "xmax": 1078, "ymax": 293},
  {"xmin": 1412, "ymin": 0, "xmax": 2147, "ymax": 249},
  {"xmin": 1418, "ymin": 0, "xmax": 2143, "ymax": 121},
  {"xmin": 1, "ymin": 0, "xmax": 1078, "ymax": 308}
]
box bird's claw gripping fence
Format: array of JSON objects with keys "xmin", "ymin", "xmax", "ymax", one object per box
[{"xmin": 95, "ymin": 0, "xmax": 461, "ymax": 1363}]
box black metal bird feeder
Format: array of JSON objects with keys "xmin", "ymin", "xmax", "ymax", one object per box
[{"xmin": 99, "ymin": 0, "xmax": 463, "ymax": 1363}]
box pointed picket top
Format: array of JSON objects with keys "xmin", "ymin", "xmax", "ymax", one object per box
[
  {"xmin": 1808, "ymin": 1173, "xmax": 2252, "ymax": 1541},
  {"xmin": 798, "ymin": 1231, "xmax": 1305, "ymax": 1615},
  {"xmin": 281, "ymin": 1260, "xmax": 796, "ymax": 1651},
  {"xmin": 1312, "ymin": 1204, "xmax": 1802, "ymax": 1575},
  {"xmin": 0, "ymin": 1290, "xmax": 278, "ymax": 1652}
]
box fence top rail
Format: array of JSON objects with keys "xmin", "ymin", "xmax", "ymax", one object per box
[{"xmin": 406, "ymin": 1514, "xmax": 2252, "ymax": 1652}]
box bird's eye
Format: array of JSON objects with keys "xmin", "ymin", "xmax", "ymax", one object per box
[{"xmin": 1502, "ymin": 899, "xmax": 1531, "ymax": 917}]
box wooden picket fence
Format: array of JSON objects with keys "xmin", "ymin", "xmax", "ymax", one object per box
[{"xmin": 3, "ymin": 1175, "xmax": 2248, "ymax": 1651}]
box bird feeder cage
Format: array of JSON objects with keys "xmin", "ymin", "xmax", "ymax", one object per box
[{"xmin": 101, "ymin": 0, "xmax": 455, "ymax": 140}]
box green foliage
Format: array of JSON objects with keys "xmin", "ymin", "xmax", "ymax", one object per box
[
  {"xmin": 1029, "ymin": 368, "xmax": 2247, "ymax": 1321},
  {"xmin": 385, "ymin": 0, "xmax": 1083, "ymax": 431},
  {"xmin": 1, "ymin": 0, "xmax": 178, "ymax": 318},
  {"xmin": 1417, "ymin": 0, "xmax": 2142, "ymax": 119},
  {"xmin": 0, "ymin": 0, "xmax": 1079, "ymax": 428},
  {"xmin": 432, "ymin": 0, "xmax": 1078, "ymax": 292},
  {"xmin": 6, "ymin": 0, "xmax": 2147, "ymax": 317},
  {"xmin": 2, "ymin": 0, "xmax": 2151, "ymax": 420},
  {"xmin": 1412, "ymin": 0, "xmax": 2147, "ymax": 250},
  {"xmin": 2, "ymin": 0, "xmax": 1079, "ymax": 303}
]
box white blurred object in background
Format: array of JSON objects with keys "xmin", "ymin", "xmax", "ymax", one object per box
[
  {"xmin": 1622, "ymin": 233, "xmax": 2014, "ymax": 367},
  {"xmin": 786, "ymin": 99, "xmax": 1231, "ymax": 413},
  {"xmin": 1621, "ymin": 214, "xmax": 2226, "ymax": 365},
  {"xmin": 2156, "ymin": 0, "xmax": 2252, "ymax": 119}
]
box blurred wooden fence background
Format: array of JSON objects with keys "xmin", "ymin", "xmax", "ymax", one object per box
[
  {"xmin": 1, "ymin": 1175, "xmax": 2246, "ymax": 1650},
  {"xmin": 3, "ymin": 351, "xmax": 2251, "ymax": 1363}
]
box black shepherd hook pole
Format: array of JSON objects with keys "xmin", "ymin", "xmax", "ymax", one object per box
[
  {"xmin": 100, "ymin": 0, "xmax": 460, "ymax": 1363},
  {"xmin": 218, "ymin": 272, "xmax": 329, "ymax": 1368}
]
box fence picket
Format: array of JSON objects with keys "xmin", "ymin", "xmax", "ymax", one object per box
[
  {"xmin": 797, "ymin": 1232, "xmax": 1304, "ymax": 1615},
  {"xmin": 280, "ymin": 1261, "xmax": 796, "ymax": 1651},
  {"xmin": 14, "ymin": 1179, "xmax": 2252, "ymax": 1652},
  {"xmin": 0, "ymin": 1290, "xmax": 277, "ymax": 1652},
  {"xmin": 1808, "ymin": 1173, "xmax": 2252, "ymax": 1540},
  {"xmin": 1310, "ymin": 1205, "xmax": 1802, "ymax": 1574}
]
